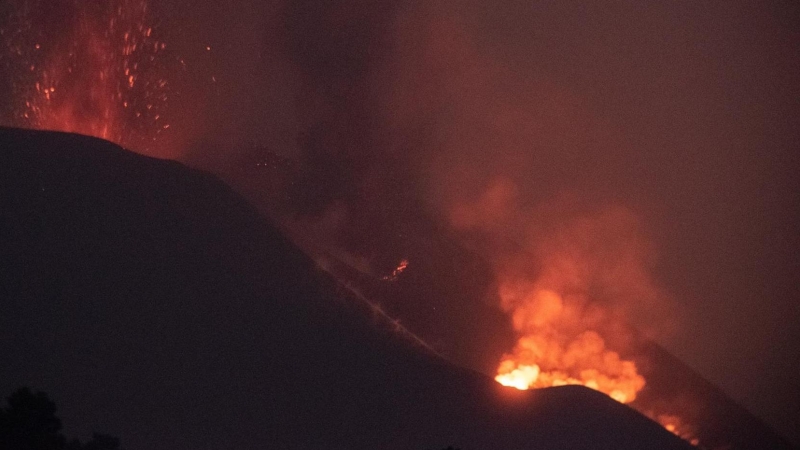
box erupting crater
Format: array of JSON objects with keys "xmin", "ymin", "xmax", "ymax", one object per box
[
  {"xmin": 494, "ymin": 288, "xmax": 645, "ymax": 405},
  {"xmin": 2, "ymin": 0, "xmax": 170, "ymax": 153}
]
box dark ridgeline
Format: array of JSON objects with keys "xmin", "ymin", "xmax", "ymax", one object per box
[{"xmin": 1, "ymin": 127, "xmax": 694, "ymax": 449}]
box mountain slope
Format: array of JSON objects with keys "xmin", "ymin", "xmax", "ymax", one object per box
[
  {"xmin": 214, "ymin": 144, "xmax": 798, "ymax": 449},
  {"xmin": 0, "ymin": 127, "xmax": 693, "ymax": 449}
]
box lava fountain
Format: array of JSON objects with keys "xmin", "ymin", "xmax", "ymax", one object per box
[{"xmin": 1, "ymin": 0, "xmax": 170, "ymax": 153}]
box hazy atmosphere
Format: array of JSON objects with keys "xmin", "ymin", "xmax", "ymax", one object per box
[{"xmin": 2, "ymin": 0, "xmax": 799, "ymax": 445}]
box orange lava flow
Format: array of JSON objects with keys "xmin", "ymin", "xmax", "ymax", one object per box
[{"xmin": 655, "ymin": 414, "xmax": 700, "ymax": 446}]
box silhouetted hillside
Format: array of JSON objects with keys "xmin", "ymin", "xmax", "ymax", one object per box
[
  {"xmin": 214, "ymin": 138, "xmax": 798, "ymax": 450},
  {"xmin": 0, "ymin": 127, "xmax": 694, "ymax": 449}
]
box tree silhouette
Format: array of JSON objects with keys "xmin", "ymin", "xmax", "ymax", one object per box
[{"xmin": 0, "ymin": 387, "xmax": 120, "ymax": 450}]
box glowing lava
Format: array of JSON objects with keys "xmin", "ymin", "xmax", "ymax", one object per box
[
  {"xmin": 656, "ymin": 414, "xmax": 700, "ymax": 446},
  {"xmin": 382, "ymin": 259, "xmax": 409, "ymax": 282},
  {"xmin": 494, "ymin": 287, "xmax": 645, "ymax": 404},
  {"xmin": 2, "ymin": 0, "xmax": 170, "ymax": 152}
]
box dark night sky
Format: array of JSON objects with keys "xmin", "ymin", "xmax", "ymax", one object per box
[{"xmin": 3, "ymin": 0, "xmax": 799, "ymax": 444}]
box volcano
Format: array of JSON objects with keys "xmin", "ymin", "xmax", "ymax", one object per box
[
  {"xmin": 285, "ymin": 207, "xmax": 798, "ymax": 450},
  {"xmin": 206, "ymin": 137, "xmax": 800, "ymax": 450},
  {"xmin": 0, "ymin": 127, "xmax": 707, "ymax": 449}
]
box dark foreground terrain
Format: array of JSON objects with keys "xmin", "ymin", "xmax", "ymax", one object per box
[{"xmin": 1, "ymin": 127, "xmax": 695, "ymax": 449}]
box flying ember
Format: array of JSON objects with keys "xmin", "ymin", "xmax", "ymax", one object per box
[{"xmin": 2, "ymin": 0, "xmax": 170, "ymax": 152}]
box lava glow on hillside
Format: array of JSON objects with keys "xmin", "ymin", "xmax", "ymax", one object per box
[
  {"xmin": 450, "ymin": 180, "xmax": 699, "ymax": 445},
  {"xmin": 494, "ymin": 288, "xmax": 645, "ymax": 404},
  {"xmin": 491, "ymin": 283, "xmax": 696, "ymax": 444}
]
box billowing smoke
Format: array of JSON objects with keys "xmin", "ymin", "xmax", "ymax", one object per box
[{"xmin": 451, "ymin": 179, "xmax": 674, "ymax": 401}]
